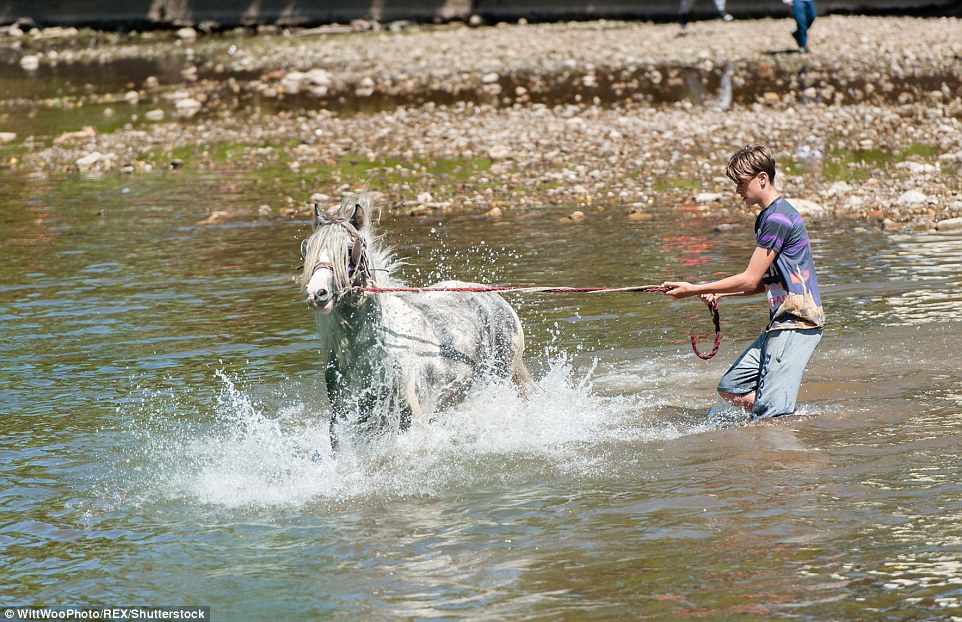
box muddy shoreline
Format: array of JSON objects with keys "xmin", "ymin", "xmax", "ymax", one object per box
[{"xmin": 2, "ymin": 15, "xmax": 961, "ymax": 229}]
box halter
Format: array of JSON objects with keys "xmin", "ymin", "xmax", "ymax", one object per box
[
  {"xmin": 308, "ymin": 217, "xmax": 372, "ymax": 290},
  {"xmin": 340, "ymin": 220, "xmax": 371, "ymax": 286}
]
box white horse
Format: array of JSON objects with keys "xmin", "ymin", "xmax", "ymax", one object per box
[{"xmin": 300, "ymin": 193, "xmax": 530, "ymax": 450}]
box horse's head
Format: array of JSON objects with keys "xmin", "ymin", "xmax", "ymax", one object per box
[{"xmin": 300, "ymin": 194, "xmax": 378, "ymax": 314}]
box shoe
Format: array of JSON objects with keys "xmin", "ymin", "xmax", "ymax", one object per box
[
  {"xmin": 722, "ymin": 13, "xmax": 734, "ymax": 21},
  {"xmin": 800, "ymin": 46, "xmax": 809, "ymax": 54}
]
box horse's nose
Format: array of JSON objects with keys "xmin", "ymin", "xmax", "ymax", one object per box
[{"xmin": 307, "ymin": 288, "xmax": 331, "ymax": 309}]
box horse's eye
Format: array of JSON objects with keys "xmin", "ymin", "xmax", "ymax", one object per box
[{"xmin": 300, "ymin": 239, "xmax": 309, "ymax": 258}]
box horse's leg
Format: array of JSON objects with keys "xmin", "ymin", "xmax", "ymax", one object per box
[
  {"xmin": 326, "ymin": 364, "xmax": 345, "ymax": 454},
  {"xmin": 401, "ymin": 381, "xmax": 420, "ymax": 431},
  {"xmin": 512, "ymin": 360, "xmax": 534, "ymax": 399}
]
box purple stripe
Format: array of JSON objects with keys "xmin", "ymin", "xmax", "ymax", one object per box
[
  {"xmin": 759, "ymin": 233, "xmax": 784, "ymax": 247},
  {"xmin": 765, "ymin": 213, "xmax": 795, "ymax": 228},
  {"xmin": 784, "ymin": 237, "xmax": 809, "ymax": 254}
]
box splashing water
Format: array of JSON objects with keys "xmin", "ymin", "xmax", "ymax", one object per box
[{"xmin": 113, "ymin": 354, "xmax": 750, "ymax": 511}]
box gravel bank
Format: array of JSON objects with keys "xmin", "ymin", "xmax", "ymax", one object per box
[{"xmin": 3, "ymin": 15, "xmax": 962, "ymax": 229}]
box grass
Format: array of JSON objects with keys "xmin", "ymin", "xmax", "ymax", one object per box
[{"xmin": 822, "ymin": 143, "xmax": 941, "ymax": 182}]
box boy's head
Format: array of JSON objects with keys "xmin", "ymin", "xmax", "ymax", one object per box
[{"xmin": 726, "ymin": 144, "xmax": 776, "ymax": 186}]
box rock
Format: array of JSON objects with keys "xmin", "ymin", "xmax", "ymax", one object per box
[
  {"xmin": 564, "ymin": 210, "xmax": 586, "ymax": 222},
  {"xmin": 694, "ymin": 192, "xmax": 721, "ymax": 204},
  {"xmin": 790, "ymin": 198, "xmax": 825, "ymax": 217},
  {"xmin": 76, "ymin": 152, "xmax": 103, "ymax": 168},
  {"xmin": 305, "ymin": 69, "xmax": 332, "ymax": 87},
  {"xmin": 481, "ymin": 72, "xmax": 500, "ymax": 84},
  {"xmin": 626, "ymin": 208, "xmax": 652, "ymax": 221},
  {"xmin": 714, "ymin": 223, "xmax": 743, "ymax": 232},
  {"xmin": 280, "ymin": 71, "xmax": 306, "ymax": 94},
  {"xmin": 894, "ymin": 161, "xmax": 936, "ymax": 175},
  {"xmin": 175, "ymin": 98, "xmax": 202, "ymax": 118},
  {"xmin": 19, "ymin": 55, "xmax": 40, "ymax": 71},
  {"xmin": 488, "ymin": 145, "xmax": 511, "ymax": 160},
  {"xmin": 484, "ymin": 206, "xmax": 503, "ymax": 219},
  {"xmin": 258, "ymin": 204, "xmax": 273, "ymax": 218},
  {"xmin": 416, "ymin": 191, "xmax": 433, "ymax": 203},
  {"xmin": 937, "ymin": 151, "xmax": 962, "ymax": 163},
  {"xmin": 0, "ymin": 132, "xmax": 16, "ymax": 143},
  {"xmin": 145, "ymin": 109, "xmax": 165, "ymax": 122},
  {"xmin": 898, "ymin": 190, "xmax": 928, "ymax": 205},
  {"xmin": 199, "ymin": 210, "xmax": 232, "ymax": 224},
  {"xmin": 826, "ymin": 181, "xmax": 853, "ymax": 197},
  {"xmin": 844, "ymin": 196, "xmax": 866, "ymax": 210},
  {"xmin": 935, "ymin": 217, "xmax": 962, "ymax": 231},
  {"xmin": 176, "ymin": 27, "xmax": 198, "ymax": 41},
  {"xmin": 54, "ymin": 126, "xmax": 96, "ymax": 144}
]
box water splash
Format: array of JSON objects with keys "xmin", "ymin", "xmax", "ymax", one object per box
[{"xmin": 112, "ymin": 354, "xmax": 746, "ymax": 511}]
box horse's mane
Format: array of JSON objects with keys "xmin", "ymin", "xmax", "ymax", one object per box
[{"xmin": 300, "ymin": 192, "xmax": 401, "ymax": 296}]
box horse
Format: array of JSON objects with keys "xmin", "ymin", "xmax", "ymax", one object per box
[{"xmin": 299, "ymin": 193, "xmax": 531, "ymax": 451}]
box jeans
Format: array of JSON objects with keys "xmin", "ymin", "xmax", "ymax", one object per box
[
  {"xmin": 792, "ymin": 0, "xmax": 817, "ymax": 49},
  {"xmin": 717, "ymin": 327, "xmax": 823, "ymax": 419}
]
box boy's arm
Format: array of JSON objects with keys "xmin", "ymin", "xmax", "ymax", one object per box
[{"xmin": 662, "ymin": 246, "xmax": 776, "ymax": 299}]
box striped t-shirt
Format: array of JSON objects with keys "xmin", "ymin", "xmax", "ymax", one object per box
[{"xmin": 755, "ymin": 197, "xmax": 825, "ymax": 330}]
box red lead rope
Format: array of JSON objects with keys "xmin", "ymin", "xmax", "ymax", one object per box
[{"xmin": 355, "ymin": 284, "xmax": 721, "ymax": 360}]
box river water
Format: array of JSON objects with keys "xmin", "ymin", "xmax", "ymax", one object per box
[{"xmin": 2, "ymin": 168, "xmax": 962, "ymax": 620}]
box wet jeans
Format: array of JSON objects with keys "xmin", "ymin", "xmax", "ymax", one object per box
[
  {"xmin": 717, "ymin": 327, "xmax": 823, "ymax": 419},
  {"xmin": 792, "ymin": 0, "xmax": 817, "ymax": 49}
]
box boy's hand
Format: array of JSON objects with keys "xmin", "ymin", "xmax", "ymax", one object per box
[
  {"xmin": 662, "ymin": 281, "xmax": 697, "ymax": 299},
  {"xmin": 699, "ymin": 292, "xmax": 720, "ymax": 307}
]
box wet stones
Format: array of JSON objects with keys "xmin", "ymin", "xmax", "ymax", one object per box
[
  {"xmin": 2, "ymin": 16, "xmax": 961, "ymax": 230},
  {"xmin": 935, "ymin": 217, "xmax": 962, "ymax": 231},
  {"xmin": 898, "ymin": 190, "xmax": 929, "ymax": 205}
]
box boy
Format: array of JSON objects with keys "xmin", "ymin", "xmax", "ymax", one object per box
[{"xmin": 663, "ymin": 144, "xmax": 824, "ymax": 419}]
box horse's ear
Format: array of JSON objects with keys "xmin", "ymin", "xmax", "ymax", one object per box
[
  {"xmin": 348, "ymin": 201, "xmax": 379, "ymax": 234},
  {"xmin": 313, "ymin": 203, "xmax": 328, "ymax": 228},
  {"xmin": 349, "ymin": 202, "xmax": 364, "ymax": 231}
]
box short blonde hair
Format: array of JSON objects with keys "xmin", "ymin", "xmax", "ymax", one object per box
[{"xmin": 726, "ymin": 144, "xmax": 776, "ymax": 184}]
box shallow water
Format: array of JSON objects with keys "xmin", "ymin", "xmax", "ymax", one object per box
[{"xmin": 2, "ymin": 169, "xmax": 962, "ymax": 620}]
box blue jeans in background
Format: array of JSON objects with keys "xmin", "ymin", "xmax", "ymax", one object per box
[{"xmin": 792, "ymin": 0, "xmax": 817, "ymax": 50}]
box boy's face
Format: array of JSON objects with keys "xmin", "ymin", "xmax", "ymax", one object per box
[{"xmin": 733, "ymin": 172, "xmax": 767, "ymax": 207}]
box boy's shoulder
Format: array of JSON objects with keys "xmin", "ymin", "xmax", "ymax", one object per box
[
  {"xmin": 755, "ymin": 197, "xmax": 804, "ymax": 234},
  {"xmin": 760, "ymin": 197, "xmax": 802, "ymax": 221}
]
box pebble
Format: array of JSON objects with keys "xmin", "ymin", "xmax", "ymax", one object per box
[
  {"xmin": 897, "ymin": 190, "xmax": 928, "ymax": 205},
  {"xmin": 175, "ymin": 98, "xmax": 202, "ymax": 118},
  {"xmin": 935, "ymin": 217, "xmax": 962, "ymax": 231},
  {"xmin": 5, "ymin": 16, "xmax": 961, "ymax": 230},
  {"xmin": 19, "ymin": 54, "xmax": 40, "ymax": 70},
  {"xmin": 790, "ymin": 198, "xmax": 826, "ymax": 217},
  {"xmin": 76, "ymin": 152, "xmax": 103, "ymax": 168}
]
